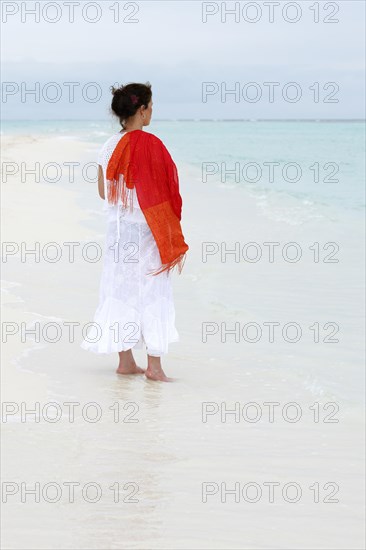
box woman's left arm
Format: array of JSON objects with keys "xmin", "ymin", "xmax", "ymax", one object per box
[{"xmin": 98, "ymin": 165, "xmax": 105, "ymax": 199}]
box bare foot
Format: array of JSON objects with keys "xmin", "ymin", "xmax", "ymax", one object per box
[
  {"xmin": 116, "ymin": 364, "xmax": 145, "ymax": 375},
  {"xmin": 145, "ymin": 368, "xmax": 173, "ymax": 382},
  {"xmin": 145, "ymin": 355, "xmax": 173, "ymax": 382},
  {"xmin": 116, "ymin": 349, "xmax": 145, "ymax": 375}
]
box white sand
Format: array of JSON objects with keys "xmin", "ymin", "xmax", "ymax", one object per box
[{"xmin": 1, "ymin": 134, "xmax": 364, "ymax": 549}]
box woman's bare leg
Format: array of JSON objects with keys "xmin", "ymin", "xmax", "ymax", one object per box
[
  {"xmin": 116, "ymin": 349, "xmax": 145, "ymax": 375},
  {"xmin": 145, "ymin": 355, "xmax": 172, "ymax": 382}
]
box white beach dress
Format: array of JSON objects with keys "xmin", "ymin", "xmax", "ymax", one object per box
[{"xmin": 81, "ymin": 132, "xmax": 179, "ymax": 356}]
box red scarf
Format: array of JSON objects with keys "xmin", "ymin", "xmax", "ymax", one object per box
[{"xmin": 106, "ymin": 129, "xmax": 189, "ymax": 275}]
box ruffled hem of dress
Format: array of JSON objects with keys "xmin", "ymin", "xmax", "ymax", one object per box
[
  {"xmin": 80, "ymin": 297, "xmax": 179, "ymax": 355},
  {"xmin": 80, "ymin": 332, "xmax": 179, "ymax": 356}
]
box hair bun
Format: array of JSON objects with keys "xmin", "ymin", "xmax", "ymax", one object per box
[
  {"xmin": 110, "ymin": 85, "xmax": 124, "ymax": 97},
  {"xmin": 110, "ymin": 82, "xmax": 152, "ymax": 130}
]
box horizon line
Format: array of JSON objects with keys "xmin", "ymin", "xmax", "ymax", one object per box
[{"xmin": 2, "ymin": 118, "xmax": 365, "ymax": 123}]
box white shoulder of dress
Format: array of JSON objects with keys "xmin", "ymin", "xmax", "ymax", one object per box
[
  {"xmin": 98, "ymin": 133, "xmax": 123, "ymax": 165},
  {"xmin": 105, "ymin": 132, "xmax": 123, "ymax": 147}
]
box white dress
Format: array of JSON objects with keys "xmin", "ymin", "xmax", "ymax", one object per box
[{"xmin": 81, "ymin": 132, "xmax": 179, "ymax": 357}]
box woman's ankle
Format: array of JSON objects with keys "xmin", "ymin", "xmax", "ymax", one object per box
[{"xmin": 147, "ymin": 355, "xmax": 162, "ymax": 371}]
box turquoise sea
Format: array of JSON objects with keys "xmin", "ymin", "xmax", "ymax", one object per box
[{"xmin": 2, "ymin": 119, "xmax": 365, "ymax": 219}]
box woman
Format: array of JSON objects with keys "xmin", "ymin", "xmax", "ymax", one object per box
[{"xmin": 81, "ymin": 82, "xmax": 188, "ymax": 381}]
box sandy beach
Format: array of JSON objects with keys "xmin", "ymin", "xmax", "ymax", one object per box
[{"xmin": 1, "ymin": 132, "xmax": 364, "ymax": 549}]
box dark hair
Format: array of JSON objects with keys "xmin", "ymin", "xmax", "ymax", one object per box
[{"xmin": 110, "ymin": 82, "xmax": 152, "ymax": 129}]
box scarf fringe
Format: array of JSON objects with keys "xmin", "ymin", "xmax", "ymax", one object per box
[
  {"xmin": 107, "ymin": 174, "xmax": 134, "ymax": 212},
  {"xmin": 147, "ymin": 252, "xmax": 187, "ymax": 277}
]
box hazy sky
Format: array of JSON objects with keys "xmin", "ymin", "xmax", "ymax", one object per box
[{"xmin": 2, "ymin": 0, "xmax": 365, "ymax": 119}]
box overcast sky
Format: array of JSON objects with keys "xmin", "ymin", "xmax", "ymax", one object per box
[{"xmin": 2, "ymin": 0, "xmax": 365, "ymax": 119}]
